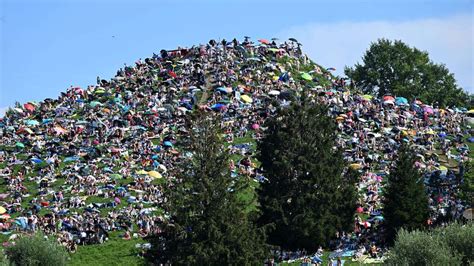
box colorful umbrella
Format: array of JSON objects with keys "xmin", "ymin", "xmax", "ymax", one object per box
[
  {"xmin": 423, "ymin": 106, "xmax": 434, "ymax": 114},
  {"xmin": 362, "ymin": 95, "xmax": 373, "ymax": 101},
  {"xmin": 148, "ymin": 171, "xmax": 162, "ymax": 179},
  {"xmin": 258, "ymin": 39, "xmax": 270, "ymax": 45},
  {"xmin": 23, "ymin": 103, "xmax": 35, "ymax": 112},
  {"xmin": 301, "ymin": 72, "xmax": 312, "ymax": 81},
  {"xmin": 395, "ymin": 97, "xmax": 408, "ymax": 105},
  {"xmin": 15, "ymin": 142, "xmax": 25, "ymax": 149},
  {"xmin": 25, "ymin": 120, "xmax": 39, "ymax": 126},
  {"xmin": 240, "ymin": 95, "xmax": 253, "ymax": 103},
  {"xmin": 89, "ymin": 101, "xmax": 102, "ymax": 107},
  {"xmin": 383, "ymin": 95, "xmax": 395, "ymax": 102},
  {"xmin": 110, "ymin": 174, "xmax": 123, "ymax": 180},
  {"xmin": 268, "ymin": 90, "xmax": 280, "ymax": 96}
]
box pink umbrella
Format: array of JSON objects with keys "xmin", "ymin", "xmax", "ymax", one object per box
[
  {"xmin": 423, "ymin": 106, "xmax": 434, "ymax": 114},
  {"xmin": 252, "ymin": 124, "xmax": 260, "ymax": 130},
  {"xmin": 23, "ymin": 103, "xmax": 35, "ymax": 112},
  {"xmin": 356, "ymin": 207, "xmax": 364, "ymax": 213}
]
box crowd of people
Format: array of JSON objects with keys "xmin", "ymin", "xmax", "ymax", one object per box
[{"xmin": 0, "ymin": 37, "xmax": 471, "ymax": 262}]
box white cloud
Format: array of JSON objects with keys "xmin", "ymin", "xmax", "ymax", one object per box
[
  {"xmin": 278, "ymin": 15, "xmax": 473, "ymax": 92},
  {"xmin": 0, "ymin": 107, "xmax": 9, "ymax": 117}
]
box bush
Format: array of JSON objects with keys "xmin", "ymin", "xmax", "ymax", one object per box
[
  {"xmin": 385, "ymin": 229, "xmax": 462, "ymax": 266},
  {"xmin": 434, "ymin": 222, "xmax": 474, "ymax": 264},
  {"xmin": 4, "ymin": 233, "xmax": 68, "ymax": 266}
]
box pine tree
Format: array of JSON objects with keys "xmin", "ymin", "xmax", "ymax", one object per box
[
  {"xmin": 257, "ymin": 99, "xmax": 357, "ymax": 251},
  {"xmin": 147, "ymin": 112, "xmax": 268, "ymax": 265},
  {"xmin": 383, "ymin": 144, "xmax": 430, "ymax": 244}
]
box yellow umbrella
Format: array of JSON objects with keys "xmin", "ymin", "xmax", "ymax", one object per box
[
  {"xmin": 240, "ymin": 95, "xmax": 253, "ymax": 103},
  {"xmin": 467, "ymin": 109, "xmax": 474, "ymax": 114},
  {"xmin": 136, "ymin": 170, "xmax": 148, "ymax": 175},
  {"xmin": 362, "ymin": 95, "xmax": 373, "ymax": 101},
  {"xmin": 439, "ymin": 166, "xmax": 448, "ymax": 171},
  {"xmin": 0, "ymin": 206, "xmax": 6, "ymax": 214},
  {"xmin": 350, "ymin": 163, "xmax": 362, "ymax": 170},
  {"xmin": 148, "ymin": 171, "xmax": 162, "ymax": 179},
  {"xmin": 426, "ymin": 129, "xmax": 436, "ymax": 135}
]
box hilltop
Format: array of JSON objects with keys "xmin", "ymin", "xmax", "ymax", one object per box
[{"xmin": 0, "ymin": 38, "xmax": 471, "ymax": 264}]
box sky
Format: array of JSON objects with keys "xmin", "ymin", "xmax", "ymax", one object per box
[{"xmin": 1, "ymin": 0, "xmax": 473, "ymax": 115}]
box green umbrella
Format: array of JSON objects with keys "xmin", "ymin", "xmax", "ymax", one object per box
[
  {"xmin": 95, "ymin": 87, "xmax": 106, "ymax": 94},
  {"xmin": 110, "ymin": 174, "xmax": 123, "ymax": 180},
  {"xmin": 15, "ymin": 142, "xmax": 25, "ymax": 148},
  {"xmin": 89, "ymin": 101, "xmax": 102, "ymax": 107},
  {"xmin": 301, "ymin": 72, "xmax": 312, "ymax": 81}
]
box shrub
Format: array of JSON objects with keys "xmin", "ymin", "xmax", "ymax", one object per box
[
  {"xmin": 434, "ymin": 222, "xmax": 474, "ymax": 264},
  {"xmin": 4, "ymin": 233, "xmax": 68, "ymax": 266},
  {"xmin": 385, "ymin": 229, "xmax": 462, "ymax": 266}
]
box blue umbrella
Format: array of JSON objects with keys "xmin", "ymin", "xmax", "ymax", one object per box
[
  {"xmin": 468, "ymin": 137, "xmax": 474, "ymax": 143},
  {"xmin": 374, "ymin": 215, "xmax": 384, "ymax": 221},
  {"xmin": 25, "ymin": 120, "xmax": 39, "ymax": 126},
  {"xmin": 439, "ymin": 132, "xmax": 447, "ymax": 138},
  {"xmin": 216, "ymin": 87, "xmax": 229, "ymax": 94},
  {"xmin": 395, "ymin": 97, "xmax": 408, "ymax": 105},
  {"xmin": 64, "ymin": 156, "xmax": 80, "ymax": 162},
  {"xmin": 211, "ymin": 103, "xmax": 226, "ymax": 111},
  {"xmin": 163, "ymin": 141, "xmax": 173, "ymax": 147},
  {"xmin": 42, "ymin": 118, "xmax": 53, "ymax": 124},
  {"xmin": 31, "ymin": 158, "xmax": 43, "ymax": 164}
]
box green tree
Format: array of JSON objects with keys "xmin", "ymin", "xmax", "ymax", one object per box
[
  {"xmin": 434, "ymin": 222, "xmax": 474, "ymax": 265},
  {"xmin": 146, "ymin": 112, "xmax": 268, "ymax": 265},
  {"xmin": 4, "ymin": 232, "xmax": 68, "ymax": 266},
  {"xmin": 385, "ymin": 228, "xmax": 462, "ymax": 266},
  {"xmin": 345, "ymin": 39, "xmax": 469, "ymax": 107},
  {"xmin": 257, "ymin": 99, "xmax": 357, "ymax": 251},
  {"xmin": 459, "ymin": 160, "xmax": 474, "ymax": 207},
  {"xmin": 383, "ymin": 145, "xmax": 430, "ymax": 244}
]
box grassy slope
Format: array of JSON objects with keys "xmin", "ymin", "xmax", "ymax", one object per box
[{"xmin": 69, "ymin": 232, "xmax": 145, "ymax": 266}]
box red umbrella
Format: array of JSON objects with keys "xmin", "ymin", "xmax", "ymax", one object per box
[
  {"xmin": 356, "ymin": 207, "xmax": 364, "ymax": 213},
  {"xmin": 23, "ymin": 103, "xmax": 35, "ymax": 112},
  {"xmin": 168, "ymin": 70, "xmax": 177, "ymax": 78},
  {"xmin": 383, "ymin": 95, "xmax": 395, "ymax": 102},
  {"xmin": 258, "ymin": 39, "xmax": 270, "ymax": 45}
]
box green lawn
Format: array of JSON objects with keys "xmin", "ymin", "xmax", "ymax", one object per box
[{"xmin": 69, "ymin": 232, "xmax": 146, "ymax": 266}]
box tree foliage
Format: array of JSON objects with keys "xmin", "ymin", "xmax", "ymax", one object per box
[
  {"xmin": 4, "ymin": 232, "xmax": 68, "ymax": 266},
  {"xmin": 383, "ymin": 145, "xmax": 430, "ymax": 244},
  {"xmin": 385, "ymin": 228, "xmax": 462, "ymax": 266},
  {"xmin": 459, "ymin": 160, "xmax": 474, "ymax": 207},
  {"xmin": 146, "ymin": 112, "xmax": 268, "ymax": 265},
  {"xmin": 257, "ymin": 98, "xmax": 357, "ymax": 251},
  {"xmin": 434, "ymin": 222, "xmax": 474, "ymax": 265},
  {"xmin": 345, "ymin": 39, "xmax": 469, "ymax": 107}
]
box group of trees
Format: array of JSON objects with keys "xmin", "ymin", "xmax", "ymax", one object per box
[
  {"xmin": 145, "ymin": 97, "xmax": 444, "ymax": 264},
  {"xmin": 345, "ymin": 39, "xmax": 470, "ymax": 107},
  {"xmin": 147, "ymin": 99, "xmax": 359, "ymax": 264}
]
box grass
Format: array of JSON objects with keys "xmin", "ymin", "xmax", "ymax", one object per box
[
  {"xmin": 281, "ymin": 251, "xmax": 382, "ymax": 265},
  {"xmin": 69, "ymin": 231, "xmax": 146, "ymax": 266}
]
